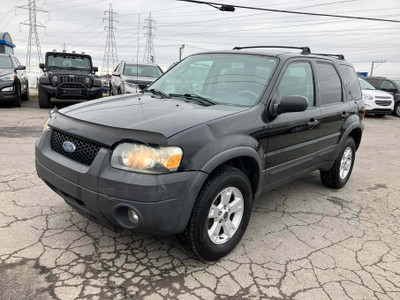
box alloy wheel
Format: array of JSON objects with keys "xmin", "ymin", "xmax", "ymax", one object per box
[
  {"xmin": 340, "ymin": 146, "xmax": 353, "ymax": 180},
  {"xmin": 207, "ymin": 187, "xmax": 244, "ymax": 245}
]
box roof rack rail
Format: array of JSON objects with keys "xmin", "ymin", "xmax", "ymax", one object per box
[
  {"xmin": 233, "ymin": 46, "xmax": 311, "ymax": 54},
  {"xmin": 311, "ymin": 53, "xmax": 345, "ymax": 60}
]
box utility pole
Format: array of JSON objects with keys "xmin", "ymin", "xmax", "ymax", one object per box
[
  {"xmin": 179, "ymin": 44, "xmax": 185, "ymax": 61},
  {"xmin": 143, "ymin": 12, "xmax": 156, "ymax": 64},
  {"xmin": 16, "ymin": 0, "xmax": 48, "ymax": 72},
  {"xmin": 370, "ymin": 60, "xmax": 386, "ymax": 76},
  {"xmin": 102, "ymin": 3, "xmax": 118, "ymax": 78}
]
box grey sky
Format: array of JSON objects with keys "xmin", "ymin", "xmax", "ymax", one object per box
[{"xmin": 1, "ymin": 0, "xmax": 399, "ymax": 77}]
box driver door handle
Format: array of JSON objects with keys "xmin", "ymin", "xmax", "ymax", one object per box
[{"xmin": 308, "ymin": 119, "xmax": 320, "ymax": 129}]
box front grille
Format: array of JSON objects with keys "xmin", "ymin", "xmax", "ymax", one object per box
[
  {"xmin": 58, "ymin": 75, "xmax": 88, "ymax": 86},
  {"xmin": 50, "ymin": 130, "xmax": 101, "ymax": 166},
  {"xmin": 375, "ymin": 100, "xmax": 392, "ymax": 107},
  {"xmin": 62, "ymin": 83, "xmax": 84, "ymax": 89}
]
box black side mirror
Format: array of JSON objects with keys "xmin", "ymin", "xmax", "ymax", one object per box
[
  {"xmin": 112, "ymin": 72, "xmax": 120, "ymax": 77},
  {"xmin": 275, "ymin": 95, "xmax": 309, "ymax": 115},
  {"xmin": 39, "ymin": 63, "xmax": 45, "ymax": 70},
  {"xmin": 93, "ymin": 66, "xmax": 98, "ymax": 73},
  {"xmin": 14, "ymin": 65, "xmax": 26, "ymax": 72}
]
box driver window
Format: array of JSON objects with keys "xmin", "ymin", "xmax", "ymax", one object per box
[{"xmin": 277, "ymin": 62, "xmax": 315, "ymax": 108}]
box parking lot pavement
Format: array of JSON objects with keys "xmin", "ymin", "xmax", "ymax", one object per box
[{"xmin": 0, "ymin": 99, "xmax": 399, "ymax": 300}]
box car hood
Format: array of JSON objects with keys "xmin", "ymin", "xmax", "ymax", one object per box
[
  {"xmin": 0, "ymin": 69, "xmax": 13, "ymax": 77},
  {"xmin": 362, "ymin": 89, "xmax": 393, "ymax": 98},
  {"xmin": 123, "ymin": 76, "xmax": 157, "ymax": 83},
  {"xmin": 59, "ymin": 94, "xmax": 247, "ymax": 138},
  {"xmin": 48, "ymin": 69, "xmax": 92, "ymax": 76}
]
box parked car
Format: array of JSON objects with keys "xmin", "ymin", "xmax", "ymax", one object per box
[
  {"xmin": 110, "ymin": 62, "xmax": 163, "ymax": 95},
  {"xmin": 364, "ymin": 76, "xmax": 400, "ymax": 117},
  {"xmin": 101, "ymin": 79, "xmax": 110, "ymax": 93},
  {"xmin": 38, "ymin": 51, "xmax": 102, "ymax": 108},
  {"xmin": 359, "ymin": 78, "xmax": 394, "ymax": 116},
  {"xmin": 0, "ymin": 53, "xmax": 29, "ymax": 107},
  {"xmin": 35, "ymin": 46, "xmax": 365, "ymax": 261}
]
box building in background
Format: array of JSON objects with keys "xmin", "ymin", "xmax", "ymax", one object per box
[{"xmin": 0, "ymin": 32, "xmax": 15, "ymax": 54}]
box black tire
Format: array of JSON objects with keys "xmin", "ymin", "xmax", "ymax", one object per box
[
  {"xmin": 393, "ymin": 102, "xmax": 400, "ymax": 117},
  {"xmin": 22, "ymin": 86, "xmax": 29, "ymax": 101},
  {"xmin": 11, "ymin": 85, "xmax": 22, "ymax": 107},
  {"xmin": 38, "ymin": 86, "xmax": 51, "ymax": 108},
  {"xmin": 320, "ymin": 137, "xmax": 356, "ymax": 189},
  {"xmin": 118, "ymin": 88, "xmax": 122, "ymax": 95},
  {"xmin": 180, "ymin": 166, "xmax": 253, "ymax": 261}
]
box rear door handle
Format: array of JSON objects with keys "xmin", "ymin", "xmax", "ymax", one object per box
[{"xmin": 308, "ymin": 119, "xmax": 320, "ymax": 129}]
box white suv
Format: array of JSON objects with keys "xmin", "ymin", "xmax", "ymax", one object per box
[{"xmin": 359, "ymin": 78, "xmax": 394, "ymax": 116}]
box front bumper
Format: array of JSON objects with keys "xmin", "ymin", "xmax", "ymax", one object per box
[
  {"xmin": 365, "ymin": 108, "xmax": 393, "ymax": 115},
  {"xmin": 41, "ymin": 83, "xmax": 102, "ymax": 100},
  {"xmin": 35, "ymin": 129, "xmax": 207, "ymax": 235},
  {"xmin": 0, "ymin": 80, "xmax": 18, "ymax": 102}
]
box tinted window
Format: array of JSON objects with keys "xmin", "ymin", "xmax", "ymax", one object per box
[
  {"xmin": 316, "ymin": 62, "xmax": 342, "ymax": 105},
  {"xmin": 277, "ymin": 62, "xmax": 314, "ymax": 107},
  {"xmin": 380, "ymin": 80, "xmax": 396, "ymax": 91},
  {"xmin": 340, "ymin": 65, "xmax": 362, "ymax": 99},
  {"xmin": 47, "ymin": 55, "xmax": 91, "ymax": 70},
  {"xmin": 150, "ymin": 54, "xmax": 278, "ymax": 106}
]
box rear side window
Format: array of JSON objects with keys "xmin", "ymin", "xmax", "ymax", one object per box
[
  {"xmin": 277, "ymin": 62, "xmax": 315, "ymax": 107},
  {"xmin": 316, "ymin": 62, "xmax": 342, "ymax": 105},
  {"xmin": 340, "ymin": 65, "xmax": 361, "ymax": 100}
]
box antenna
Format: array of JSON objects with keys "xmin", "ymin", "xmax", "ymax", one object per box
[
  {"xmin": 102, "ymin": 3, "xmax": 118, "ymax": 78},
  {"xmin": 143, "ymin": 12, "xmax": 156, "ymax": 63},
  {"xmin": 16, "ymin": 0, "xmax": 49, "ymax": 72}
]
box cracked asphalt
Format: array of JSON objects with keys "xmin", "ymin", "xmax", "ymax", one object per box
[{"xmin": 1, "ymin": 99, "xmax": 400, "ymax": 300}]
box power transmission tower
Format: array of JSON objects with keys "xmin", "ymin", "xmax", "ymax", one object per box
[
  {"xmin": 370, "ymin": 60, "xmax": 386, "ymax": 76},
  {"xmin": 16, "ymin": 0, "xmax": 48, "ymax": 72},
  {"xmin": 143, "ymin": 13, "xmax": 156, "ymax": 64},
  {"xmin": 102, "ymin": 3, "xmax": 118, "ymax": 78}
]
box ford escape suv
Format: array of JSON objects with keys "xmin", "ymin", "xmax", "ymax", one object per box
[{"xmin": 35, "ymin": 46, "xmax": 365, "ymax": 261}]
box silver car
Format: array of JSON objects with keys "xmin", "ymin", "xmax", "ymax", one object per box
[{"xmin": 110, "ymin": 62, "xmax": 163, "ymax": 95}]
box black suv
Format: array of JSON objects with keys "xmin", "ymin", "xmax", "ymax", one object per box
[
  {"xmin": 38, "ymin": 51, "xmax": 102, "ymax": 108},
  {"xmin": 0, "ymin": 54, "xmax": 29, "ymax": 107},
  {"xmin": 35, "ymin": 46, "xmax": 364, "ymax": 260},
  {"xmin": 364, "ymin": 76, "xmax": 400, "ymax": 117}
]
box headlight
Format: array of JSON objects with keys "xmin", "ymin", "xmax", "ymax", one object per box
[
  {"xmin": 111, "ymin": 143, "xmax": 183, "ymax": 174},
  {"xmin": 124, "ymin": 81, "xmax": 137, "ymax": 88},
  {"xmin": 52, "ymin": 75, "xmax": 58, "ymax": 83},
  {"xmin": 43, "ymin": 118, "xmax": 50, "ymax": 132},
  {"xmin": 85, "ymin": 77, "xmax": 91, "ymax": 84},
  {"xmin": 0, "ymin": 74, "xmax": 15, "ymax": 81},
  {"xmin": 362, "ymin": 93, "xmax": 373, "ymax": 100}
]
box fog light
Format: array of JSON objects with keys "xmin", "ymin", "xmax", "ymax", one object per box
[{"xmin": 128, "ymin": 209, "xmax": 139, "ymax": 224}]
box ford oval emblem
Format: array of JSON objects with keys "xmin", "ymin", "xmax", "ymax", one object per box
[{"xmin": 63, "ymin": 141, "xmax": 76, "ymax": 153}]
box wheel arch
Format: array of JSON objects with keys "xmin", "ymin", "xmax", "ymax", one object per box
[{"xmin": 201, "ymin": 147, "xmax": 263, "ymax": 195}]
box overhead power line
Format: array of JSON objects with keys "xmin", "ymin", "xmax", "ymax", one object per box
[{"xmin": 177, "ymin": 0, "xmax": 400, "ymax": 23}]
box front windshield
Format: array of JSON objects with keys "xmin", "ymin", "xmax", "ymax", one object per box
[
  {"xmin": 394, "ymin": 80, "xmax": 400, "ymax": 88},
  {"xmin": 0, "ymin": 56, "xmax": 12, "ymax": 69},
  {"xmin": 150, "ymin": 54, "xmax": 278, "ymax": 106},
  {"xmin": 47, "ymin": 55, "xmax": 92, "ymax": 70},
  {"xmin": 124, "ymin": 64, "xmax": 163, "ymax": 78},
  {"xmin": 359, "ymin": 78, "xmax": 375, "ymax": 90}
]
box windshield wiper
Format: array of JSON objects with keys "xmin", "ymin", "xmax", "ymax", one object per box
[
  {"xmin": 146, "ymin": 88, "xmax": 170, "ymax": 99},
  {"xmin": 169, "ymin": 93, "xmax": 217, "ymax": 106}
]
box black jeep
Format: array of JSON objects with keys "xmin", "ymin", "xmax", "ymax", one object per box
[
  {"xmin": 38, "ymin": 51, "xmax": 102, "ymax": 108},
  {"xmin": 36, "ymin": 46, "xmax": 365, "ymax": 260}
]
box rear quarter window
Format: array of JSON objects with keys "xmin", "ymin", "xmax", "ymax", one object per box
[
  {"xmin": 340, "ymin": 65, "xmax": 362, "ymax": 100},
  {"xmin": 316, "ymin": 62, "xmax": 342, "ymax": 105}
]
